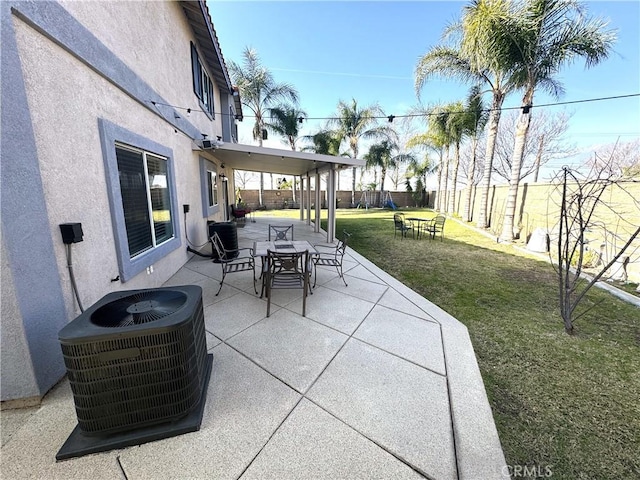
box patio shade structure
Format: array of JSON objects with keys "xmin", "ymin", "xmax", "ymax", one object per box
[{"xmin": 212, "ymin": 142, "xmax": 364, "ymax": 242}]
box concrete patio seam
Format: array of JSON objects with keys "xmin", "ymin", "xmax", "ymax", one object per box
[
  {"xmin": 301, "ymin": 397, "xmax": 435, "ymax": 480},
  {"xmin": 235, "ymin": 396, "xmax": 306, "ymax": 480},
  {"xmin": 344, "ymin": 238, "xmax": 508, "ymax": 479},
  {"xmin": 349, "ymin": 336, "xmax": 447, "ymax": 379}
]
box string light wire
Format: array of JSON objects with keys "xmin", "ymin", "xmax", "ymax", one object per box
[{"xmin": 149, "ymin": 92, "xmax": 640, "ymax": 122}]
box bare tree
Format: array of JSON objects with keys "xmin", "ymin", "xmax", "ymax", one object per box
[
  {"xmin": 584, "ymin": 138, "xmax": 640, "ymax": 179},
  {"xmin": 493, "ymin": 110, "xmax": 576, "ymax": 182},
  {"xmin": 234, "ymin": 170, "xmax": 257, "ymax": 189},
  {"xmin": 552, "ymin": 162, "xmax": 640, "ymax": 335}
]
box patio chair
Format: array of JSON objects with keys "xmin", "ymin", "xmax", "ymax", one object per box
[
  {"xmin": 312, "ymin": 230, "xmax": 351, "ymax": 287},
  {"xmin": 211, "ymin": 232, "xmax": 257, "ymax": 296},
  {"xmin": 423, "ymin": 215, "xmax": 446, "ymax": 241},
  {"xmin": 265, "ymin": 249, "xmax": 311, "ymax": 317},
  {"xmin": 269, "ymin": 224, "xmax": 294, "ymax": 241},
  {"xmin": 393, "ymin": 213, "xmax": 413, "ymax": 239}
]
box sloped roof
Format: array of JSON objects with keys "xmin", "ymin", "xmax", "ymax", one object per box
[{"xmin": 180, "ymin": 0, "xmax": 232, "ymax": 93}]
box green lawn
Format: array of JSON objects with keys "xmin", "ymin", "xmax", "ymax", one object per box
[{"xmin": 257, "ymin": 208, "xmax": 640, "ymax": 479}]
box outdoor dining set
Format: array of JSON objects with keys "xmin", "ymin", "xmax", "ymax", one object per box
[
  {"xmin": 393, "ymin": 212, "xmax": 446, "ymax": 241},
  {"xmin": 210, "ymin": 225, "xmax": 351, "ymax": 317}
]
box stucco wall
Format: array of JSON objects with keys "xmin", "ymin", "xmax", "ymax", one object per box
[
  {"xmin": 2, "ymin": 0, "xmax": 228, "ymax": 403},
  {"xmin": 58, "ymin": 0, "xmax": 225, "ymax": 142},
  {"xmin": 1, "ymin": 240, "xmax": 39, "ymax": 405}
]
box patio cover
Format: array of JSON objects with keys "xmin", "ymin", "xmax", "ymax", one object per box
[{"xmin": 212, "ymin": 142, "xmax": 365, "ymax": 242}]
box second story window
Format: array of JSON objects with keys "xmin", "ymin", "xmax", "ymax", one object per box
[{"xmin": 191, "ymin": 42, "xmax": 214, "ymax": 117}]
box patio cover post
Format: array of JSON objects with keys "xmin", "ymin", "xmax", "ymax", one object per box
[
  {"xmin": 326, "ymin": 166, "xmax": 336, "ymax": 242},
  {"xmin": 306, "ymin": 174, "xmax": 311, "ymax": 225},
  {"xmin": 314, "ymin": 171, "xmax": 321, "ymax": 233},
  {"xmin": 298, "ymin": 175, "xmax": 304, "ymax": 221}
]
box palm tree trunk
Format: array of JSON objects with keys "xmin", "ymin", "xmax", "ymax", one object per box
[
  {"xmin": 500, "ymin": 104, "xmax": 532, "ymax": 242},
  {"xmin": 292, "ymin": 176, "xmax": 296, "ymax": 203},
  {"xmin": 464, "ymin": 136, "xmax": 478, "ymax": 222},
  {"xmin": 477, "ymin": 92, "xmax": 504, "ymax": 228},
  {"xmin": 259, "ymin": 173, "xmax": 264, "ymax": 206},
  {"xmin": 441, "ymin": 146, "xmax": 450, "ymax": 213},
  {"xmin": 448, "ymin": 141, "xmax": 460, "ymax": 214},
  {"xmin": 436, "ymin": 149, "xmax": 444, "ymax": 211},
  {"xmin": 380, "ymin": 166, "xmax": 387, "ymax": 207},
  {"xmin": 351, "ymin": 167, "xmax": 356, "ymax": 205},
  {"xmin": 258, "ymin": 122, "xmax": 264, "ymax": 206}
]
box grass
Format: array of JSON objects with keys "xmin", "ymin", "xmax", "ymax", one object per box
[{"xmin": 256, "ymin": 208, "xmax": 640, "ymax": 479}]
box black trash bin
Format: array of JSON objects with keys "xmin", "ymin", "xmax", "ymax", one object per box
[{"xmin": 208, "ymin": 221, "xmax": 238, "ymax": 263}]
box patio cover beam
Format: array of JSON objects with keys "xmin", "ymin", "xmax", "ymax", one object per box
[{"xmin": 212, "ymin": 142, "xmax": 363, "ymax": 242}]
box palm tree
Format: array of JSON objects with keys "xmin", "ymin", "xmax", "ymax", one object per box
[
  {"xmin": 443, "ymin": 102, "xmax": 466, "ymax": 214},
  {"xmin": 404, "ymin": 156, "xmax": 434, "ymax": 207},
  {"xmin": 499, "ymin": 0, "xmax": 615, "ymax": 241},
  {"xmin": 415, "ymin": 0, "xmax": 519, "ymax": 227},
  {"xmin": 265, "ymin": 105, "xmax": 307, "ymax": 203},
  {"xmin": 301, "ymin": 129, "xmax": 347, "ymax": 190},
  {"xmin": 364, "ymin": 140, "xmax": 416, "ymax": 206},
  {"xmin": 461, "ymin": 86, "xmax": 488, "ymax": 222},
  {"xmin": 329, "ymin": 99, "xmax": 389, "ymax": 205},
  {"xmin": 407, "ymin": 113, "xmax": 449, "ymax": 211},
  {"xmin": 301, "ymin": 130, "xmax": 343, "ymax": 156},
  {"xmin": 431, "ymin": 106, "xmax": 454, "ymax": 212},
  {"xmin": 228, "ymin": 47, "xmax": 299, "ymax": 206},
  {"xmin": 266, "ymin": 105, "xmax": 307, "ymax": 151}
]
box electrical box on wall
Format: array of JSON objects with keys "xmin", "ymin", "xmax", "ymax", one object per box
[{"xmin": 60, "ymin": 223, "xmax": 84, "ymax": 244}]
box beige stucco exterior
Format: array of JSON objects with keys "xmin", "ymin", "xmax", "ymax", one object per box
[{"xmin": 1, "ymin": 0, "xmax": 234, "ymax": 404}]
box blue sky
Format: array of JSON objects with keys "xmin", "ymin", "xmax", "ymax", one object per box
[{"xmin": 210, "ymin": 1, "xmax": 639, "ymax": 179}]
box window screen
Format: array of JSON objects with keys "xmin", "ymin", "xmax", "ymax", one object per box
[{"xmin": 116, "ymin": 146, "xmax": 173, "ymax": 258}]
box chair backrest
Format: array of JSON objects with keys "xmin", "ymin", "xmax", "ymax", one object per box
[
  {"xmin": 433, "ymin": 215, "xmax": 446, "ymax": 229},
  {"xmin": 267, "ymin": 249, "xmax": 309, "ymax": 288},
  {"xmin": 393, "ymin": 213, "xmax": 404, "ymax": 227},
  {"xmin": 269, "ymin": 224, "xmax": 294, "ymax": 241},
  {"xmin": 211, "ymin": 232, "xmax": 228, "ymax": 261},
  {"xmin": 337, "ymin": 230, "xmax": 351, "ymax": 257}
]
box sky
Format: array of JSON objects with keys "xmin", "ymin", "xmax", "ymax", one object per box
[{"xmin": 209, "ymin": 1, "xmax": 640, "ymax": 185}]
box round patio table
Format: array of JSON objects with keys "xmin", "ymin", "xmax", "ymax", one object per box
[{"xmin": 406, "ymin": 217, "xmax": 433, "ymax": 240}]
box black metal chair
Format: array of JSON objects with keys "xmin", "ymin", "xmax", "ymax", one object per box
[
  {"xmin": 423, "ymin": 215, "xmax": 446, "ymax": 241},
  {"xmin": 312, "ymin": 230, "xmax": 351, "ymax": 287},
  {"xmin": 393, "ymin": 213, "xmax": 413, "ymax": 239},
  {"xmin": 268, "ymin": 224, "xmax": 294, "ymax": 241},
  {"xmin": 265, "ymin": 249, "xmax": 310, "ymax": 317},
  {"xmin": 211, "ymin": 232, "xmax": 257, "ymax": 295}
]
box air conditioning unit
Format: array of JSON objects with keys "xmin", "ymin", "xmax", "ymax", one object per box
[{"xmin": 56, "ymin": 285, "xmax": 212, "ymax": 460}]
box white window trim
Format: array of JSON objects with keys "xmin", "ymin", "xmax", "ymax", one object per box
[{"xmin": 200, "ymin": 157, "xmax": 221, "ymax": 217}]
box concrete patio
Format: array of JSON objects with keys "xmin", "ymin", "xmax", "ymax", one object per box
[{"xmin": 1, "ymin": 217, "xmax": 507, "ymax": 479}]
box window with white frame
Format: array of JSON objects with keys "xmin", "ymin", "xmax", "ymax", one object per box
[
  {"xmin": 191, "ymin": 42, "xmax": 214, "ymax": 117},
  {"xmin": 200, "ymin": 158, "xmax": 221, "ymax": 217},
  {"xmin": 115, "ymin": 144, "xmax": 175, "ymax": 257},
  {"xmin": 207, "ymin": 169, "xmax": 218, "ymax": 208}
]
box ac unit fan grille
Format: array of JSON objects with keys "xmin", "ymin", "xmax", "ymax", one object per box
[{"xmin": 91, "ymin": 290, "xmax": 187, "ymax": 327}]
